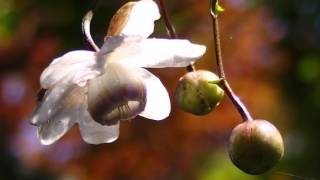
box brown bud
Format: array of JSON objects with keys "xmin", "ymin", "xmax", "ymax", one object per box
[
  {"xmin": 87, "ymin": 63, "xmax": 146, "ymax": 125},
  {"xmin": 228, "ymin": 120, "xmax": 284, "ymax": 174}
]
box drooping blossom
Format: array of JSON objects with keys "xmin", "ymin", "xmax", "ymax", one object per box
[{"xmin": 30, "ymin": 0, "xmax": 206, "ymax": 145}]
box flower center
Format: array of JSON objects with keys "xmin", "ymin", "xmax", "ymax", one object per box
[{"xmin": 87, "ymin": 63, "xmax": 146, "ymax": 125}]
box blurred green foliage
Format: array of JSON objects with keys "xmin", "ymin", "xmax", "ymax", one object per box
[
  {"xmin": 265, "ymin": 0, "xmax": 320, "ymax": 178},
  {"xmin": 196, "ymin": 150, "xmax": 259, "ymax": 180}
]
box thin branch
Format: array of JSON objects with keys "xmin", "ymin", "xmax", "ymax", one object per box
[
  {"xmin": 82, "ymin": 11, "xmax": 100, "ymax": 52},
  {"xmin": 158, "ymin": 0, "xmax": 195, "ymax": 72},
  {"xmin": 212, "ymin": 16, "xmax": 225, "ymax": 79},
  {"xmin": 158, "ymin": 0, "xmax": 177, "ymax": 38},
  {"xmin": 210, "ymin": 2, "xmax": 253, "ymax": 121}
]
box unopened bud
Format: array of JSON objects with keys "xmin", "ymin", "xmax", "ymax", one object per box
[
  {"xmin": 228, "ymin": 120, "xmax": 284, "ymax": 174},
  {"xmin": 175, "ymin": 70, "xmax": 224, "ymax": 115}
]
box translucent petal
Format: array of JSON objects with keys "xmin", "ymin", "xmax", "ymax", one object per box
[
  {"xmin": 40, "ymin": 50, "xmax": 100, "ymax": 89},
  {"xmin": 99, "ymin": 36, "xmax": 127, "ymax": 56},
  {"xmin": 37, "ymin": 109, "xmax": 77, "ymax": 145},
  {"xmin": 138, "ymin": 68, "xmax": 170, "ymax": 120},
  {"xmin": 36, "ymin": 86, "xmax": 86, "ymax": 145},
  {"xmin": 120, "ymin": 0, "xmax": 160, "ymax": 38},
  {"xmin": 106, "ymin": 38, "xmax": 206, "ymax": 68},
  {"xmin": 30, "ymin": 83, "xmax": 71, "ymax": 125},
  {"xmin": 78, "ymin": 104, "xmax": 119, "ymax": 144}
]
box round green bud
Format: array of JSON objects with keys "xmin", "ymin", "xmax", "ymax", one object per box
[
  {"xmin": 228, "ymin": 120, "xmax": 284, "ymax": 175},
  {"xmin": 175, "ymin": 70, "xmax": 224, "ymax": 115}
]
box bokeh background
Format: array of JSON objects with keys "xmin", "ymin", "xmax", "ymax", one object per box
[{"xmin": 1, "ymin": 0, "xmax": 320, "ymax": 179}]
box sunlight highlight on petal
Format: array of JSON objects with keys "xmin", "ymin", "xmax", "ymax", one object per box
[
  {"xmin": 30, "ymin": 83, "xmax": 71, "ymax": 125},
  {"xmin": 110, "ymin": 0, "xmax": 160, "ymax": 38},
  {"xmin": 78, "ymin": 105, "xmax": 120, "ymax": 144},
  {"xmin": 40, "ymin": 50, "xmax": 99, "ymax": 88},
  {"xmin": 105, "ymin": 37, "xmax": 206, "ymax": 68},
  {"xmin": 37, "ymin": 115, "xmax": 76, "ymax": 145},
  {"xmin": 36, "ymin": 86, "xmax": 86, "ymax": 145},
  {"xmin": 138, "ymin": 68, "xmax": 170, "ymax": 120}
]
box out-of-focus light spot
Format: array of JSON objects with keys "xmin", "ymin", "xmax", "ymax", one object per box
[
  {"xmin": 49, "ymin": 140, "xmax": 82, "ymax": 163},
  {"xmin": 0, "ymin": 1, "xmax": 15, "ymax": 39},
  {"xmin": 226, "ymin": 0, "xmax": 249, "ymax": 10},
  {"xmin": 296, "ymin": 55, "xmax": 320, "ymax": 83},
  {"xmin": 10, "ymin": 121, "xmax": 85, "ymax": 164},
  {"xmin": 10, "ymin": 121, "xmax": 49, "ymax": 157},
  {"xmin": 1, "ymin": 74, "xmax": 26, "ymax": 105},
  {"xmin": 265, "ymin": 18, "xmax": 288, "ymax": 41},
  {"xmin": 197, "ymin": 149, "xmax": 259, "ymax": 180},
  {"xmin": 0, "ymin": 1, "xmax": 12, "ymax": 16}
]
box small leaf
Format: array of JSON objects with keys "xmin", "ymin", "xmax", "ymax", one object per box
[
  {"xmin": 208, "ymin": 79, "xmax": 222, "ymax": 84},
  {"xmin": 216, "ymin": 4, "xmax": 225, "ymax": 13},
  {"xmin": 210, "ymin": 0, "xmax": 224, "ymax": 16}
]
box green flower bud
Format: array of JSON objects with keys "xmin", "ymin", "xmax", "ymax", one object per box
[
  {"xmin": 228, "ymin": 120, "xmax": 284, "ymax": 175},
  {"xmin": 175, "ymin": 70, "xmax": 224, "ymax": 115}
]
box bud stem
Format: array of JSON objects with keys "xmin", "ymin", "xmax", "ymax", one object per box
[
  {"xmin": 158, "ymin": 0, "xmax": 195, "ymax": 72},
  {"xmin": 82, "ymin": 11, "xmax": 100, "ymax": 52},
  {"xmin": 210, "ymin": 1, "xmax": 253, "ymax": 122}
]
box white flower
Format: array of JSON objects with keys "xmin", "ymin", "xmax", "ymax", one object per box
[{"xmin": 30, "ymin": 0, "xmax": 206, "ymax": 145}]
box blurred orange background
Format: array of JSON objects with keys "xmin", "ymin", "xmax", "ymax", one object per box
[{"xmin": 1, "ymin": 0, "xmax": 319, "ymax": 179}]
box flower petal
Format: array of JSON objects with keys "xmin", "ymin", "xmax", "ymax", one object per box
[
  {"xmin": 105, "ymin": 38, "xmax": 206, "ymax": 68},
  {"xmin": 87, "ymin": 62, "xmax": 146, "ymax": 125},
  {"xmin": 78, "ymin": 104, "xmax": 119, "ymax": 144},
  {"xmin": 37, "ymin": 109, "xmax": 77, "ymax": 145},
  {"xmin": 36, "ymin": 86, "xmax": 86, "ymax": 145},
  {"xmin": 107, "ymin": 0, "xmax": 160, "ymax": 38},
  {"xmin": 40, "ymin": 50, "xmax": 100, "ymax": 89},
  {"xmin": 30, "ymin": 83, "xmax": 70, "ymax": 125},
  {"xmin": 121, "ymin": 0, "xmax": 160, "ymax": 38},
  {"xmin": 138, "ymin": 68, "xmax": 170, "ymax": 120}
]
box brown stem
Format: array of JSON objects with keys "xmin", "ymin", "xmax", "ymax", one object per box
[
  {"xmin": 158, "ymin": 0, "xmax": 195, "ymax": 72},
  {"xmin": 211, "ymin": 12, "xmax": 253, "ymax": 122}
]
